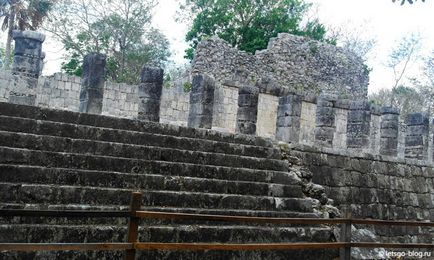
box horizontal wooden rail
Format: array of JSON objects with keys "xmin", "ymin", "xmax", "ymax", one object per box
[
  {"xmin": 0, "ymin": 209, "xmax": 130, "ymax": 218},
  {"xmin": 2, "ymin": 209, "xmax": 433, "ymax": 227},
  {"xmin": 2, "ymin": 191, "xmax": 434, "ymax": 260},
  {"xmin": 351, "ymin": 219, "xmax": 434, "ymax": 227},
  {"xmin": 135, "ymin": 211, "xmax": 348, "ymax": 224},
  {"xmin": 2, "ymin": 242, "xmax": 434, "ymax": 252},
  {"xmin": 134, "ymin": 242, "xmax": 348, "ymax": 251},
  {"xmin": 0, "ymin": 243, "xmax": 133, "ymax": 251},
  {"xmin": 353, "ymin": 242, "xmax": 434, "ymax": 249}
]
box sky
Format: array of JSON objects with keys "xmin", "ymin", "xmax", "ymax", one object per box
[{"xmin": 4, "ymin": 0, "xmax": 434, "ymax": 94}]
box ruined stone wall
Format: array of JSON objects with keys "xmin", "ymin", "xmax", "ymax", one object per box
[
  {"xmin": 36, "ymin": 73, "xmax": 81, "ymax": 111},
  {"xmin": 192, "ymin": 34, "xmax": 369, "ymax": 99},
  {"xmin": 212, "ymin": 85, "xmax": 238, "ymax": 132},
  {"xmin": 0, "ymin": 71, "xmax": 190, "ymax": 125},
  {"xmin": 102, "ymin": 82, "xmax": 138, "ymax": 119},
  {"xmin": 160, "ymin": 86, "xmax": 190, "ymax": 126},
  {"xmin": 290, "ymin": 145, "xmax": 434, "ymax": 243}
]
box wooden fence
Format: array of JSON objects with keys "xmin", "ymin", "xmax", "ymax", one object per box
[{"xmin": 1, "ymin": 192, "xmax": 434, "ymax": 260}]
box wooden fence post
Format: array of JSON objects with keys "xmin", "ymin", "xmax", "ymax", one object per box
[
  {"xmin": 124, "ymin": 192, "xmax": 142, "ymax": 260},
  {"xmin": 340, "ymin": 207, "xmax": 352, "ymax": 260}
]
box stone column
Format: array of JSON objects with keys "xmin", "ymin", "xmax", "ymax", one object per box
[
  {"xmin": 188, "ymin": 74, "xmax": 215, "ymax": 129},
  {"xmin": 380, "ymin": 107, "xmax": 400, "ymax": 156},
  {"xmin": 405, "ymin": 112, "xmax": 429, "ymax": 160},
  {"xmin": 9, "ymin": 30, "xmax": 45, "ymax": 106},
  {"xmin": 236, "ymin": 86, "xmax": 259, "ymax": 135},
  {"xmin": 315, "ymin": 93, "xmax": 337, "ymax": 147},
  {"xmin": 347, "ymin": 100, "xmax": 371, "ymax": 149},
  {"xmin": 138, "ymin": 66, "xmax": 164, "ymax": 122},
  {"xmin": 276, "ymin": 94, "xmax": 302, "ymax": 143},
  {"xmin": 79, "ymin": 53, "xmax": 106, "ymax": 114}
]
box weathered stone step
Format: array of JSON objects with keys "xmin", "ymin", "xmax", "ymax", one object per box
[
  {"xmin": 0, "ymin": 225, "xmax": 337, "ymax": 259},
  {"xmin": 0, "ymin": 183, "xmax": 317, "ymax": 212},
  {"xmin": 0, "ymin": 102, "xmax": 274, "ymax": 148},
  {"xmin": 0, "ymin": 131, "xmax": 288, "ymax": 171},
  {"xmin": 0, "ymin": 203, "xmax": 320, "ymax": 217},
  {"xmin": 0, "ymin": 115, "xmax": 281, "ymax": 159},
  {"xmin": 0, "ymin": 165, "xmax": 304, "ymax": 198},
  {"xmin": 0, "ymin": 249, "xmax": 336, "ymax": 260},
  {"xmin": 0, "ymin": 224, "xmax": 334, "ymax": 244},
  {"xmin": 0, "ymin": 203, "xmax": 321, "ymax": 227},
  {"xmin": 0, "ymin": 147, "xmax": 299, "ymax": 185}
]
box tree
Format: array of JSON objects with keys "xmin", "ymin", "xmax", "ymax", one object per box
[
  {"xmin": 0, "ymin": 0, "xmax": 54, "ymax": 69},
  {"xmin": 180, "ymin": 0, "xmax": 335, "ymax": 60},
  {"xmin": 386, "ymin": 33, "xmax": 421, "ymax": 108},
  {"xmin": 392, "ymin": 0, "xmax": 425, "ymax": 5},
  {"xmin": 369, "ymin": 86, "xmax": 425, "ymax": 117},
  {"xmin": 46, "ymin": 0, "xmax": 170, "ymax": 84}
]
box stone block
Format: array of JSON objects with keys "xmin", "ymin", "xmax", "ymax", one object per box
[{"xmin": 188, "ymin": 74, "xmax": 215, "ymax": 129}]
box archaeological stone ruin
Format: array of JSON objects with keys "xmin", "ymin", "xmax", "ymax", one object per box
[{"xmin": 0, "ymin": 30, "xmax": 433, "ymax": 259}]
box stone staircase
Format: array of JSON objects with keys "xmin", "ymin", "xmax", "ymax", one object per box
[{"xmin": 0, "ymin": 102, "xmax": 338, "ymax": 259}]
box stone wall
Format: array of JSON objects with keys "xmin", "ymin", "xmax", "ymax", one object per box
[
  {"xmin": 0, "ymin": 71, "xmax": 190, "ymax": 125},
  {"xmin": 36, "ymin": 73, "xmax": 81, "ymax": 111},
  {"xmin": 212, "ymin": 85, "xmax": 238, "ymax": 132},
  {"xmin": 290, "ymin": 145, "xmax": 434, "ymax": 243},
  {"xmin": 160, "ymin": 86, "xmax": 190, "ymax": 126},
  {"xmin": 256, "ymin": 94, "xmax": 279, "ymax": 139},
  {"xmin": 192, "ymin": 34, "xmax": 369, "ymax": 99},
  {"xmin": 102, "ymin": 82, "xmax": 138, "ymax": 119}
]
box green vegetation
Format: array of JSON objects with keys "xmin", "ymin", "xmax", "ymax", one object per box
[
  {"xmin": 180, "ymin": 0, "xmax": 335, "ymax": 60},
  {"xmin": 47, "ymin": 0, "xmax": 170, "ymax": 84},
  {"xmin": 0, "ymin": 0, "xmax": 54, "ymax": 69}
]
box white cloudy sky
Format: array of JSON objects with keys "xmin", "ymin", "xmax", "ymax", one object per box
[{"xmin": 7, "ymin": 0, "xmax": 434, "ymax": 94}]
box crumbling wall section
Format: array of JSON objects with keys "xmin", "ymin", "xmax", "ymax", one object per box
[{"xmin": 192, "ymin": 34, "xmax": 369, "ymax": 99}]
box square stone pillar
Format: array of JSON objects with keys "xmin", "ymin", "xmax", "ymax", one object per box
[
  {"xmin": 315, "ymin": 93, "xmax": 338, "ymax": 147},
  {"xmin": 380, "ymin": 107, "xmax": 400, "ymax": 156},
  {"xmin": 405, "ymin": 112, "xmax": 429, "ymax": 160},
  {"xmin": 188, "ymin": 74, "xmax": 216, "ymax": 129},
  {"xmin": 347, "ymin": 100, "xmax": 371, "ymax": 149},
  {"xmin": 9, "ymin": 30, "xmax": 45, "ymax": 106},
  {"xmin": 138, "ymin": 66, "xmax": 164, "ymax": 122},
  {"xmin": 276, "ymin": 94, "xmax": 302, "ymax": 143},
  {"xmin": 79, "ymin": 53, "xmax": 107, "ymax": 114},
  {"xmin": 236, "ymin": 86, "xmax": 259, "ymax": 135}
]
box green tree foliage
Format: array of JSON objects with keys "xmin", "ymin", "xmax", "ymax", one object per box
[
  {"xmin": 181, "ymin": 0, "xmax": 335, "ymax": 60},
  {"xmin": 46, "ymin": 0, "xmax": 170, "ymax": 84},
  {"xmin": 0, "ymin": 0, "xmax": 54, "ymax": 69}
]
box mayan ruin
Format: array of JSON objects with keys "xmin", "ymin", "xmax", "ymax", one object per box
[{"xmin": 0, "ymin": 0, "xmax": 433, "ymax": 259}]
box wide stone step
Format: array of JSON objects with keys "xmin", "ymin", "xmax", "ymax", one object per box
[
  {"xmin": 0, "ymin": 183, "xmax": 317, "ymax": 212},
  {"xmin": 0, "ymin": 165, "xmax": 304, "ymax": 198},
  {"xmin": 1, "ymin": 250, "xmax": 337, "ymax": 260},
  {"xmin": 0, "ymin": 147, "xmax": 299, "ymax": 185},
  {"xmin": 0, "ymin": 131, "xmax": 288, "ymax": 171},
  {"xmin": 0, "ymin": 225, "xmax": 338, "ymax": 259},
  {"xmin": 0, "ymin": 115, "xmax": 281, "ymax": 159},
  {"xmin": 0, "ymin": 203, "xmax": 322, "ymax": 227},
  {"xmin": 0, "ymin": 102, "xmax": 274, "ymax": 148},
  {"xmin": 0, "ymin": 224, "xmax": 334, "ymax": 243}
]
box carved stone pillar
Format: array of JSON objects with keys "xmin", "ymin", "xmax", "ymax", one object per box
[
  {"xmin": 276, "ymin": 94, "xmax": 302, "ymax": 143},
  {"xmin": 79, "ymin": 53, "xmax": 106, "ymax": 114},
  {"xmin": 315, "ymin": 93, "xmax": 337, "ymax": 147},
  {"xmin": 236, "ymin": 86, "xmax": 259, "ymax": 135},
  {"xmin": 405, "ymin": 112, "xmax": 429, "ymax": 160},
  {"xmin": 188, "ymin": 74, "xmax": 215, "ymax": 129},
  {"xmin": 9, "ymin": 30, "xmax": 45, "ymax": 106},
  {"xmin": 379, "ymin": 107, "xmax": 399, "ymax": 156},
  {"xmin": 138, "ymin": 66, "xmax": 164, "ymax": 122},
  {"xmin": 347, "ymin": 100, "xmax": 371, "ymax": 149}
]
